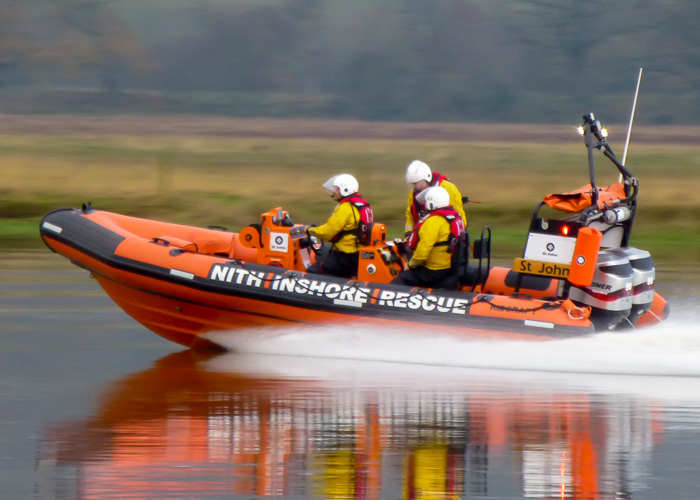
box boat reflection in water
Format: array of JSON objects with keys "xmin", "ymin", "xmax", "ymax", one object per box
[{"xmin": 38, "ymin": 350, "xmax": 668, "ymax": 499}]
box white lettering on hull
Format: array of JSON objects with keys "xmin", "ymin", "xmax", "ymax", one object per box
[{"xmin": 207, "ymin": 264, "xmax": 550, "ymax": 321}]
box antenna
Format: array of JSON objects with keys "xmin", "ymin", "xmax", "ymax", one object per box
[{"xmin": 622, "ymin": 67, "xmax": 643, "ymax": 167}]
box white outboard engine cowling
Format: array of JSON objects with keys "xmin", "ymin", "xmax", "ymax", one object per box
[
  {"xmin": 607, "ymin": 247, "xmax": 655, "ymax": 326},
  {"xmin": 568, "ymin": 250, "xmax": 634, "ymax": 330}
]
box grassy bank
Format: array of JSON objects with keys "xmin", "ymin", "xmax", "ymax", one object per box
[{"xmin": 2, "ymin": 116, "xmax": 699, "ymax": 262}]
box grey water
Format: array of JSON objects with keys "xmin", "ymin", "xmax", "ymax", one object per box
[{"xmin": 2, "ymin": 263, "xmax": 700, "ymax": 499}]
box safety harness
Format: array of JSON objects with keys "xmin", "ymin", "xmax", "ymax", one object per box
[
  {"xmin": 407, "ymin": 206, "xmax": 465, "ymax": 253},
  {"xmin": 330, "ymin": 194, "xmax": 374, "ymax": 245}
]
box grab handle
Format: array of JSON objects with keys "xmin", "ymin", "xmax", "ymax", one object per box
[{"xmin": 152, "ymin": 237, "xmax": 170, "ymax": 246}]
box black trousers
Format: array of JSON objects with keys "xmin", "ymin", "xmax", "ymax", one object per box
[
  {"xmin": 306, "ymin": 249, "xmax": 359, "ymax": 279},
  {"xmin": 391, "ymin": 265, "xmax": 457, "ymax": 290}
]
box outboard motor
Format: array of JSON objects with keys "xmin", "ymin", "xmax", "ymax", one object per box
[
  {"xmin": 607, "ymin": 247, "xmax": 655, "ymax": 325},
  {"xmin": 568, "ymin": 250, "xmax": 634, "ymax": 330}
]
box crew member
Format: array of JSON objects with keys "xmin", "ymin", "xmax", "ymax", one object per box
[
  {"xmin": 404, "ymin": 160, "xmax": 466, "ymax": 237},
  {"xmin": 392, "ymin": 186, "xmax": 465, "ymax": 289},
  {"xmin": 306, "ymin": 173, "xmax": 373, "ymax": 279}
]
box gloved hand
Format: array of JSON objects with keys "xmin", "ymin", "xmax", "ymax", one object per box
[{"xmin": 301, "ymin": 226, "xmax": 320, "ymax": 251}]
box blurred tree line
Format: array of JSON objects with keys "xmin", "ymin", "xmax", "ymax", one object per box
[{"xmin": 1, "ymin": 0, "xmax": 699, "ymax": 124}]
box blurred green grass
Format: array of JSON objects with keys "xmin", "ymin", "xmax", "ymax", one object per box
[{"xmin": 2, "ymin": 118, "xmax": 699, "ymax": 263}]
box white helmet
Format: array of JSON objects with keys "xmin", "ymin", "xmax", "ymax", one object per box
[
  {"xmin": 424, "ymin": 186, "xmax": 450, "ymax": 211},
  {"xmin": 405, "ymin": 160, "xmax": 432, "ymax": 185},
  {"xmin": 323, "ymin": 173, "xmax": 358, "ymax": 197}
]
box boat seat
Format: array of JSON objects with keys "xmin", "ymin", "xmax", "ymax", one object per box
[
  {"xmin": 452, "ymin": 228, "xmax": 491, "ymax": 288},
  {"xmin": 239, "ymin": 224, "xmax": 263, "ymax": 249},
  {"xmin": 362, "ymin": 222, "xmax": 387, "ymax": 246}
]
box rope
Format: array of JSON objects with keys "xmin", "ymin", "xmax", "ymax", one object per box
[
  {"xmin": 235, "ymin": 261, "xmax": 299, "ymax": 284},
  {"xmin": 480, "ymin": 294, "xmax": 564, "ymax": 314}
]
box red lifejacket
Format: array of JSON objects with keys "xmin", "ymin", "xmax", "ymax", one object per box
[
  {"xmin": 410, "ymin": 171, "xmax": 450, "ymax": 223},
  {"xmin": 330, "ymin": 193, "xmax": 374, "ymax": 244},
  {"xmin": 407, "ymin": 206, "xmax": 465, "ymax": 252}
]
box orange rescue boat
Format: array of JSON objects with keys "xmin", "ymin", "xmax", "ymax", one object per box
[{"xmin": 39, "ymin": 114, "xmax": 669, "ymax": 349}]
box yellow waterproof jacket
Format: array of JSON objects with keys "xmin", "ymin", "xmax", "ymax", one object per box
[
  {"xmin": 308, "ymin": 201, "xmax": 361, "ymax": 254},
  {"xmin": 405, "ymin": 179, "xmax": 467, "ymax": 233},
  {"xmin": 408, "ymin": 215, "xmax": 453, "ymax": 270}
]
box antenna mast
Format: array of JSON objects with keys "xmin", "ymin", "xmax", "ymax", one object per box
[{"xmin": 622, "ymin": 67, "xmax": 643, "ymax": 167}]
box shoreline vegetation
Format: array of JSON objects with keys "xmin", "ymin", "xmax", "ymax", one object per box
[{"xmin": 2, "ymin": 115, "xmax": 699, "ymax": 264}]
